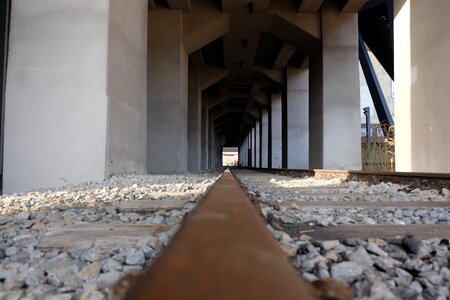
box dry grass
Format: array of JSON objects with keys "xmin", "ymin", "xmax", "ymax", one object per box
[{"xmin": 362, "ymin": 124, "xmax": 395, "ymax": 171}]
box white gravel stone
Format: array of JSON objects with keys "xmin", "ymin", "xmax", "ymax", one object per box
[
  {"xmin": 234, "ymin": 170, "xmax": 450, "ymax": 300},
  {"xmin": 0, "ymin": 172, "xmax": 219, "ymax": 299}
]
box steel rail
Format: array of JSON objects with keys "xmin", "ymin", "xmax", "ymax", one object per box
[
  {"xmin": 123, "ymin": 169, "xmax": 321, "ymax": 300},
  {"xmin": 245, "ymin": 167, "xmax": 450, "ymax": 190}
]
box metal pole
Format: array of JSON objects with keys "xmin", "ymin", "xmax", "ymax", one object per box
[{"xmin": 363, "ymin": 107, "xmax": 371, "ymax": 144}]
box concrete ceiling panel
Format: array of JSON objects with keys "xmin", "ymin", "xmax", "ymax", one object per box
[{"xmin": 223, "ymin": 32, "xmax": 260, "ymax": 69}]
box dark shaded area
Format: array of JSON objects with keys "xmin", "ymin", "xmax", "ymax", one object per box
[{"xmin": 359, "ymin": 0, "xmax": 394, "ymax": 79}]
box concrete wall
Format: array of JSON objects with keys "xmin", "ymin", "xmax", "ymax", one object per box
[
  {"xmin": 395, "ymin": 0, "xmax": 450, "ymax": 172},
  {"xmin": 4, "ymin": 1, "xmax": 111, "ymax": 192},
  {"xmin": 106, "ymin": 0, "xmax": 147, "ymax": 176},
  {"xmin": 272, "ymin": 93, "xmax": 282, "ymax": 168},
  {"xmin": 147, "ymin": 9, "xmax": 188, "ymax": 173},
  {"xmin": 287, "ymin": 66, "xmax": 309, "ymax": 169}
]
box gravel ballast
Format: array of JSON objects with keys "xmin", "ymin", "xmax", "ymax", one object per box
[
  {"xmin": 0, "ymin": 173, "xmax": 219, "ymax": 299},
  {"xmin": 234, "ymin": 169, "xmax": 450, "ymax": 300}
]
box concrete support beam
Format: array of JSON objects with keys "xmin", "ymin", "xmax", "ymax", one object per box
[
  {"xmin": 183, "ymin": 12, "xmax": 230, "ymax": 54},
  {"xmin": 252, "ymin": 93, "xmax": 270, "ymax": 107},
  {"xmin": 148, "ymin": 9, "xmax": 188, "ymax": 173},
  {"xmin": 167, "ymin": 0, "xmax": 192, "ymax": 13},
  {"xmin": 261, "ymin": 109, "xmax": 269, "ymax": 168},
  {"xmin": 287, "ymin": 65, "xmax": 309, "ymax": 169},
  {"xmin": 394, "ymin": 0, "xmax": 450, "ymax": 172},
  {"xmin": 208, "ymin": 95, "xmax": 229, "ymax": 109},
  {"xmin": 340, "ymin": 0, "xmax": 367, "ymax": 12},
  {"xmin": 189, "ymin": 50, "xmax": 205, "ymax": 68},
  {"xmin": 4, "ymin": 0, "xmax": 147, "ymax": 192},
  {"xmin": 199, "ymin": 67, "xmax": 229, "ymax": 91},
  {"xmin": 188, "ymin": 68, "xmax": 202, "ymax": 171},
  {"xmin": 271, "ymin": 93, "xmax": 282, "ymax": 168},
  {"xmin": 273, "ymin": 43, "xmax": 296, "ymax": 69},
  {"xmin": 309, "ymin": 1, "xmax": 361, "ymax": 170},
  {"xmin": 297, "ymin": 0, "xmax": 325, "ymax": 13}
]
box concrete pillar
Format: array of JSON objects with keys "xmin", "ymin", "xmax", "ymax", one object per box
[
  {"xmin": 394, "ymin": 0, "xmax": 450, "ymax": 172},
  {"xmin": 188, "ymin": 68, "xmax": 201, "ymax": 172},
  {"xmin": 147, "ymin": 9, "xmax": 188, "ymax": 173},
  {"xmin": 272, "ymin": 93, "xmax": 282, "ymax": 168},
  {"xmin": 251, "ymin": 127, "xmax": 256, "ymax": 168},
  {"xmin": 201, "ymin": 93, "xmax": 208, "ymax": 170},
  {"xmin": 309, "ymin": 1, "xmax": 361, "ymax": 170},
  {"xmin": 261, "ymin": 109, "xmax": 269, "ymax": 168},
  {"xmin": 4, "ymin": 0, "xmax": 147, "ymax": 192},
  {"xmin": 287, "ymin": 65, "xmax": 309, "ymax": 169},
  {"xmin": 255, "ymin": 121, "xmax": 261, "ymax": 168}
]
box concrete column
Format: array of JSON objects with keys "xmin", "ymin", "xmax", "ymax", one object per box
[
  {"xmin": 272, "ymin": 93, "xmax": 282, "ymax": 168},
  {"xmin": 252, "ymin": 127, "xmax": 256, "ymax": 168},
  {"xmin": 287, "ymin": 65, "xmax": 309, "ymax": 169},
  {"xmin": 309, "ymin": 1, "xmax": 361, "ymax": 170},
  {"xmin": 255, "ymin": 123, "xmax": 260, "ymax": 168},
  {"xmin": 201, "ymin": 92, "xmax": 208, "ymax": 170},
  {"xmin": 261, "ymin": 109, "xmax": 269, "ymax": 168},
  {"xmin": 188, "ymin": 68, "xmax": 201, "ymax": 172},
  {"xmin": 394, "ymin": 0, "xmax": 450, "ymax": 172},
  {"xmin": 4, "ymin": 0, "xmax": 147, "ymax": 192},
  {"xmin": 147, "ymin": 9, "xmax": 188, "ymax": 173}
]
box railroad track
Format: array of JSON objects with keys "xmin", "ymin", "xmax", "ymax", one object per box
[
  {"xmin": 118, "ymin": 168, "xmax": 450, "ymax": 300},
  {"xmin": 3, "ymin": 169, "xmax": 448, "ymax": 299}
]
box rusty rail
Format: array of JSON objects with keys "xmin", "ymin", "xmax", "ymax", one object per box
[
  {"xmin": 244, "ymin": 167, "xmax": 450, "ymax": 190},
  {"xmin": 123, "ymin": 169, "xmax": 323, "ymax": 300}
]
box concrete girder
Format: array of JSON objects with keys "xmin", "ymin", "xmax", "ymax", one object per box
[
  {"xmin": 252, "ymin": 93, "xmax": 269, "ymax": 107},
  {"xmin": 199, "ymin": 67, "xmax": 229, "ymax": 91},
  {"xmin": 272, "ymin": 42, "xmax": 296, "ymax": 69},
  {"xmin": 189, "ymin": 50, "xmax": 205, "ymax": 68},
  {"xmin": 341, "ymin": 0, "xmax": 368, "ymax": 12},
  {"xmin": 208, "ymin": 95, "xmax": 230, "ymax": 109},
  {"xmin": 212, "ymin": 108, "xmax": 260, "ymax": 121},
  {"xmin": 148, "ymin": 0, "xmax": 156, "ymax": 10},
  {"xmin": 297, "ymin": 0, "xmax": 325, "ymax": 13},
  {"xmin": 250, "ymin": 83, "xmax": 262, "ymax": 96},
  {"xmin": 222, "ymin": 0, "xmax": 270, "ymax": 13},
  {"xmin": 271, "ymin": 14, "xmax": 321, "ymax": 54},
  {"xmin": 167, "ymin": 0, "xmax": 192, "ymax": 13},
  {"xmin": 183, "ymin": 13, "xmax": 230, "ymax": 54},
  {"xmin": 253, "ymin": 68, "xmax": 284, "ymax": 87}
]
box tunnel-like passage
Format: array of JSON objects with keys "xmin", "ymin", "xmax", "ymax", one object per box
[{"xmin": 2, "ymin": 0, "xmax": 450, "ymax": 193}]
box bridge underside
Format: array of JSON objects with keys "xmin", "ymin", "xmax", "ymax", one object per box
[{"xmin": 2, "ymin": 0, "xmax": 450, "ymax": 192}]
